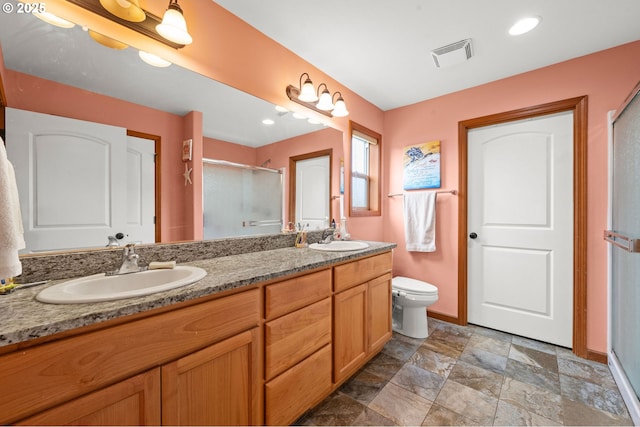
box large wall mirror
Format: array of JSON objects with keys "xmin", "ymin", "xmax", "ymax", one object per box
[{"xmin": 0, "ymin": 12, "xmax": 343, "ymax": 254}]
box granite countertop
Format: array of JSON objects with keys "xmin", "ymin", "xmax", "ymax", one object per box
[{"xmin": 0, "ymin": 241, "xmax": 395, "ymax": 348}]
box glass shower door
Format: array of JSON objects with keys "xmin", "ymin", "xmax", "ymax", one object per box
[
  {"xmin": 203, "ymin": 160, "xmax": 283, "ymax": 239},
  {"xmin": 609, "ymin": 87, "xmax": 640, "ymax": 411}
]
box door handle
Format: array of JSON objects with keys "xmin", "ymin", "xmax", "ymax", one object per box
[{"xmin": 469, "ymin": 232, "xmax": 478, "ymax": 239}]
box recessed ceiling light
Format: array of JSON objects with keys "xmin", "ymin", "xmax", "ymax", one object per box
[
  {"xmin": 509, "ymin": 16, "xmax": 540, "ymax": 36},
  {"xmin": 292, "ymin": 112, "xmax": 306, "ymax": 120},
  {"xmin": 275, "ymin": 106, "xmax": 288, "ymax": 113},
  {"xmin": 262, "ymin": 119, "xmax": 275, "ymax": 125},
  {"xmin": 34, "ymin": 11, "xmax": 75, "ymax": 28}
]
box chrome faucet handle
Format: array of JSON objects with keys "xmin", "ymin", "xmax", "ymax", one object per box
[
  {"xmin": 115, "ymin": 243, "xmax": 143, "ymax": 274},
  {"xmin": 106, "ymin": 235, "xmax": 120, "ymax": 247},
  {"xmin": 320, "ymin": 227, "xmax": 336, "ymax": 244}
]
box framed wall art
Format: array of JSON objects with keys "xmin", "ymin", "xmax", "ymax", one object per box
[{"xmin": 402, "ymin": 140, "xmax": 441, "ymax": 190}]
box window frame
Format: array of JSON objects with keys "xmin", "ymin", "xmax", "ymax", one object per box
[{"xmin": 348, "ymin": 121, "xmax": 381, "ymax": 217}]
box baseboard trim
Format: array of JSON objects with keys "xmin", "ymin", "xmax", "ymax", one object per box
[
  {"xmin": 586, "ymin": 349, "xmax": 607, "ymax": 364},
  {"xmin": 427, "ymin": 311, "xmax": 462, "ymax": 325}
]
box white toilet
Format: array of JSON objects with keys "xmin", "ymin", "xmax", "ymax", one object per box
[{"xmin": 391, "ymin": 276, "xmax": 439, "ymax": 339}]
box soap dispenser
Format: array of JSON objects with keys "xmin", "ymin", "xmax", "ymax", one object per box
[{"xmin": 340, "ymin": 217, "xmax": 351, "ymax": 240}]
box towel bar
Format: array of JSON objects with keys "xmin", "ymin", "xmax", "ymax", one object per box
[
  {"xmin": 387, "ymin": 189, "xmax": 457, "ymax": 197},
  {"xmin": 604, "ymin": 230, "xmax": 640, "ymax": 253}
]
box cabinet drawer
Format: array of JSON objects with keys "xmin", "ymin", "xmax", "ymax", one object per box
[
  {"xmin": 264, "ymin": 269, "xmax": 331, "ymax": 320},
  {"xmin": 265, "ymin": 297, "xmax": 331, "ymax": 380},
  {"xmin": 265, "ymin": 344, "xmax": 332, "ymax": 426},
  {"xmin": 333, "ymin": 251, "xmax": 393, "ymax": 292}
]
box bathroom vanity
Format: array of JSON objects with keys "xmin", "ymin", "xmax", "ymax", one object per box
[{"xmin": 0, "ymin": 240, "xmax": 395, "ymax": 425}]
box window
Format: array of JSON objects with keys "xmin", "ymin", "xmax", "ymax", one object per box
[{"xmin": 349, "ymin": 121, "xmax": 381, "ymax": 217}]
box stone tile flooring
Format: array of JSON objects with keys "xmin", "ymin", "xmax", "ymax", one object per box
[{"xmin": 296, "ymin": 318, "xmax": 634, "ymax": 426}]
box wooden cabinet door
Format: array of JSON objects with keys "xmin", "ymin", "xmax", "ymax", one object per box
[
  {"xmin": 162, "ymin": 328, "xmax": 261, "ymax": 426},
  {"xmin": 333, "ymin": 283, "xmax": 367, "ymax": 383},
  {"xmin": 265, "ymin": 344, "xmax": 332, "ymax": 426},
  {"xmin": 17, "ymin": 369, "xmax": 160, "ymax": 426},
  {"xmin": 368, "ymin": 273, "xmax": 393, "ymax": 353}
]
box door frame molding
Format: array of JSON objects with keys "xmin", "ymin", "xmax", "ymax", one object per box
[
  {"xmin": 127, "ymin": 130, "xmax": 162, "ymax": 243},
  {"xmin": 456, "ymin": 96, "xmax": 590, "ymax": 359},
  {"xmin": 289, "ymin": 149, "xmax": 333, "ymax": 226}
]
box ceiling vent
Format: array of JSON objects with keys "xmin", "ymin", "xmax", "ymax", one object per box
[{"xmin": 431, "ymin": 39, "xmax": 473, "ymax": 68}]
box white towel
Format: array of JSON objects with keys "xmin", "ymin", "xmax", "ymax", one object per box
[
  {"xmin": 0, "ymin": 138, "xmax": 25, "ymax": 278},
  {"xmin": 403, "ymin": 192, "xmax": 437, "ymax": 252}
]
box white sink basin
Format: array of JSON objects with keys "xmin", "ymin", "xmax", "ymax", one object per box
[
  {"xmin": 36, "ymin": 266, "xmax": 207, "ymax": 304},
  {"xmin": 309, "ymin": 241, "xmax": 370, "ymax": 252}
]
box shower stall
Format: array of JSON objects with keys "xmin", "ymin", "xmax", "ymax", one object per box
[
  {"xmin": 606, "ymin": 82, "xmax": 640, "ymax": 425},
  {"xmin": 203, "ymin": 159, "xmax": 283, "ymax": 239}
]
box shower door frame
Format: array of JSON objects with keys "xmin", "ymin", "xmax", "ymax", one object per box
[{"xmin": 606, "ymin": 81, "xmax": 640, "ymax": 425}]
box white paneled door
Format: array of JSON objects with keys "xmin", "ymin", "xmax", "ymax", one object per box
[
  {"xmin": 467, "ymin": 112, "xmax": 574, "ymax": 347},
  {"xmin": 6, "ymin": 108, "xmax": 154, "ymax": 252},
  {"xmin": 125, "ymin": 135, "xmax": 156, "ymax": 245},
  {"xmin": 295, "ymin": 155, "xmax": 330, "ymax": 230}
]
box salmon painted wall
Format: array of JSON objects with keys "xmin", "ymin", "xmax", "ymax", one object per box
[
  {"xmin": 3, "ymin": 70, "xmax": 195, "ymax": 242},
  {"xmin": 203, "ymin": 137, "xmax": 258, "ymax": 165},
  {"xmin": 383, "ymin": 41, "xmax": 640, "ymax": 354},
  {"xmin": 256, "ymin": 127, "xmax": 344, "ymax": 227}
]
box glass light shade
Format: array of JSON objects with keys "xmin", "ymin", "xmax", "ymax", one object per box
[
  {"xmin": 89, "ymin": 30, "xmax": 128, "ymax": 50},
  {"xmin": 139, "ymin": 50, "xmax": 172, "ymax": 67},
  {"xmin": 34, "ymin": 12, "xmax": 75, "ymax": 28},
  {"xmin": 99, "ymin": 0, "xmax": 145, "ymax": 22},
  {"xmin": 316, "ymin": 88, "xmax": 334, "ymax": 111},
  {"xmin": 298, "ymin": 79, "xmax": 318, "ymax": 102},
  {"xmin": 331, "ymin": 97, "xmax": 349, "ymax": 117},
  {"xmin": 156, "ymin": 7, "xmax": 193, "ymax": 45}
]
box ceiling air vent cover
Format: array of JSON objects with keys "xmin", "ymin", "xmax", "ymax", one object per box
[{"xmin": 431, "ymin": 39, "xmax": 473, "ymax": 68}]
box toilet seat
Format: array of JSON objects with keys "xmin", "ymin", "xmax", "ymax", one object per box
[{"xmin": 392, "ymin": 276, "xmax": 438, "ymax": 297}]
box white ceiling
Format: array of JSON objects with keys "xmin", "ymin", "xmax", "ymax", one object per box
[{"xmin": 213, "ymin": 0, "xmax": 640, "ymax": 111}]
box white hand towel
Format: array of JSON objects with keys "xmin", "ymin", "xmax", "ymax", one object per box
[
  {"xmin": 0, "ymin": 139, "xmax": 25, "ymax": 278},
  {"xmin": 403, "ymin": 192, "xmax": 437, "ymax": 252}
]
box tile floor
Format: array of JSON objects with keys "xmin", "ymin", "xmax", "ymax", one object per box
[{"xmin": 296, "ymin": 318, "xmax": 634, "ymax": 426}]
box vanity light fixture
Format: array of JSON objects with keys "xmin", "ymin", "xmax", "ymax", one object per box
[
  {"xmin": 66, "ymin": 0, "xmax": 187, "ymax": 49},
  {"xmin": 157, "ymin": 0, "xmax": 193, "ymax": 45},
  {"xmin": 331, "ymin": 92, "xmax": 349, "ymax": 117},
  {"xmin": 139, "ymin": 50, "xmax": 172, "ymax": 67},
  {"xmin": 89, "ymin": 29, "xmax": 128, "ymax": 49},
  {"xmin": 286, "ymin": 73, "xmax": 349, "ymax": 118},
  {"xmin": 315, "ymin": 83, "xmax": 334, "ymax": 111},
  {"xmin": 99, "ymin": 0, "xmax": 145, "ymax": 22},
  {"xmin": 297, "ymin": 73, "xmax": 318, "ymax": 102}
]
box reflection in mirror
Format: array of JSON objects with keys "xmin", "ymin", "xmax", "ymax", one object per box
[{"xmin": 0, "ymin": 12, "xmax": 342, "ymax": 254}]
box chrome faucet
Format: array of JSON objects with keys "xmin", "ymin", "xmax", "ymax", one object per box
[
  {"xmin": 117, "ymin": 243, "xmax": 144, "ymax": 274},
  {"xmin": 319, "ymin": 227, "xmax": 336, "ymax": 244},
  {"xmin": 106, "ymin": 235, "xmax": 120, "ymax": 247}
]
